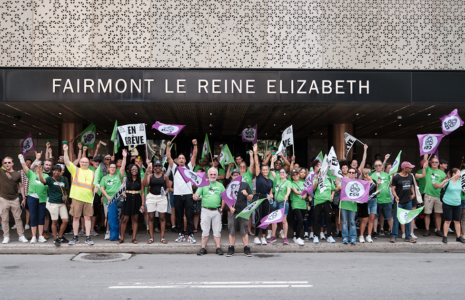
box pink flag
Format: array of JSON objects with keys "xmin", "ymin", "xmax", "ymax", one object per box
[
  {"xmin": 220, "ymin": 175, "xmax": 242, "ymax": 208},
  {"xmin": 241, "ymin": 124, "xmax": 257, "ymax": 143},
  {"xmin": 440, "ymin": 109, "xmax": 464, "ymax": 135},
  {"xmin": 258, "ymin": 208, "xmax": 285, "ymax": 229},
  {"xmin": 340, "ymin": 177, "xmax": 371, "ymax": 204},
  {"xmin": 417, "ymin": 134, "xmax": 443, "ymax": 156},
  {"xmin": 176, "ymin": 166, "xmax": 209, "ymax": 188},
  {"xmin": 21, "ymin": 133, "xmax": 35, "ymax": 157},
  {"xmin": 301, "ymin": 173, "xmax": 315, "ymax": 197},
  {"xmin": 152, "ymin": 121, "xmax": 185, "ymax": 136}
]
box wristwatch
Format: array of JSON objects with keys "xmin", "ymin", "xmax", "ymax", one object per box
[
  {"xmin": 193, "ymin": 143, "xmax": 197, "ymax": 146},
  {"xmin": 218, "ymin": 208, "xmax": 223, "ymax": 212},
  {"xmin": 270, "ymin": 168, "xmax": 275, "ymax": 171}
]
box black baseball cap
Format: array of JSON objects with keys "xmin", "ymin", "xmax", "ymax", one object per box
[
  {"xmin": 439, "ymin": 159, "xmax": 448, "ymax": 165},
  {"xmin": 154, "ymin": 160, "xmax": 162, "ymax": 166},
  {"xmin": 231, "ymin": 168, "xmax": 240, "ymax": 175},
  {"xmin": 93, "ymin": 156, "xmax": 101, "ymax": 163}
]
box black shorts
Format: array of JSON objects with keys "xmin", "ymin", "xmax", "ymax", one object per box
[
  {"xmin": 357, "ymin": 202, "xmax": 369, "ymax": 218},
  {"xmin": 92, "ymin": 194, "xmax": 102, "ymax": 217},
  {"xmin": 442, "ymin": 202, "xmax": 461, "ymax": 222}
]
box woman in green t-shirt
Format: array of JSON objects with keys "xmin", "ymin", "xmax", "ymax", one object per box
[
  {"xmin": 312, "ymin": 166, "xmax": 336, "ymax": 244},
  {"xmin": 340, "ymin": 167, "xmax": 358, "ymax": 245},
  {"xmin": 291, "ymin": 169, "xmax": 308, "ymax": 246},
  {"xmin": 269, "ymin": 167, "xmax": 291, "ymax": 245}
]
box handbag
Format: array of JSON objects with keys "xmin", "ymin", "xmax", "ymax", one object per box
[{"xmin": 411, "ymin": 174, "xmax": 422, "ymax": 204}]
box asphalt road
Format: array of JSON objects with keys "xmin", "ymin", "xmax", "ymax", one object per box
[{"xmin": 0, "ymin": 253, "xmax": 462, "ymax": 299}]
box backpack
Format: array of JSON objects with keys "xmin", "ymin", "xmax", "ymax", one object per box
[{"xmin": 439, "ymin": 182, "xmax": 450, "ymax": 202}]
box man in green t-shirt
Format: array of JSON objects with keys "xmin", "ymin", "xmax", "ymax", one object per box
[
  {"xmin": 422, "ymin": 156, "xmax": 447, "ymax": 237},
  {"xmin": 211, "ymin": 157, "xmax": 225, "ymax": 185},
  {"xmin": 193, "ymin": 167, "xmax": 225, "ymax": 256},
  {"xmin": 371, "ymin": 159, "xmax": 393, "ymax": 237}
]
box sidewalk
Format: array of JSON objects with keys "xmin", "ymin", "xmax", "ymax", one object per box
[{"xmin": 1, "ymin": 227, "xmax": 464, "ymax": 254}]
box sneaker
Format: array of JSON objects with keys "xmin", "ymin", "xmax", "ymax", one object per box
[
  {"xmin": 423, "ymin": 230, "xmax": 430, "ymax": 237},
  {"xmin": 69, "ymin": 236, "xmax": 79, "ymax": 245},
  {"xmin": 296, "ymin": 238, "xmax": 305, "ymax": 246},
  {"xmin": 197, "ymin": 248, "xmax": 207, "ymax": 256},
  {"xmin": 304, "ymin": 234, "xmax": 309, "ymax": 241},
  {"xmin": 85, "ymin": 236, "xmax": 94, "ymax": 245},
  {"xmin": 226, "ymin": 246, "xmax": 235, "ymax": 257},
  {"xmin": 411, "ymin": 233, "xmax": 418, "ymax": 239},
  {"xmin": 402, "ymin": 233, "xmax": 405, "ymax": 239},
  {"xmin": 414, "ymin": 224, "xmax": 418, "ymax": 229},
  {"xmin": 320, "ymin": 232, "xmax": 326, "ymax": 240},
  {"xmin": 30, "ymin": 236, "xmax": 37, "ymax": 244},
  {"xmin": 456, "ymin": 236, "xmax": 465, "ymax": 243},
  {"xmin": 293, "ymin": 237, "xmax": 297, "ymax": 243},
  {"xmin": 38, "ymin": 236, "xmax": 47, "ymax": 243},
  {"xmin": 58, "ymin": 236, "xmax": 69, "ymax": 243},
  {"xmin": 283, "ymin": 237, "xmax": 289, "ymax": 245},
  {"xmin": 359, "ymin": 236, "xmax": 365, "ymax": 243},
  {"xmin": 366, "ymin": 235, "xmax": 373, "ymax": 243},
  {"xmin": 11, "ymin": 224, "xmax": 17, "ymax": 230},
  {"xmin": 448, "ymin": 228, "xmax": 454, "ymax": 233},
  {"xmin": 90, "ymin": 230, "xmax": 99, "ymax": 236},
  {"xmin": 175, "ymin": 234, "xmax": 185, "ymax": 243},
  {"xmin": 372, "ymin": 232, "xmax": 378, "ymax": 239},
  {"xmin": 442, "ymin": 237, "xmax": 447, "ymax": 243},
  {"xmin": 313, "ymin": 236, "xmax": 319, "ymax": 244},
  {"xmin": 2, "ymin": 237, "xmax": 10, "ymax": 244},
  {"xmin": 350, "ymin": 238, "xmax": 356, "ymax": 245},
  {"xmin": 379, "ymin": 229, "xmax": 385, "ymax": 236},
  {"xmin": 54, "ymin": 238, "xmax": 61, "ymax": 246},
  {"xmin": 216, "ymin": 248, "xmax": 223, "ymax": 255},
  {"xmin": 279, "ymin": 230, "xmax": 284, "ymax": 239},
  {"xmin": 65, "ymin": 230, "xmax": 74, "ymax": 235},
  {"xmin": 104, "ymin": 231, "xmax": 110, "ymax": 240},
  {"xmin": 171, "ymin": 227, "xmax": 178, "ymax": 233},
  {"xmin": 405, "ymin": 238, "xmax": 417, "ymax": 243},
  {"xmin": 244, "ymin": 246, "xmax": 252, "ymax": 257},
  {"xmin": 389, "ymin": 238, "xmax": 396, "ymax": 243},
  {"xmin": 266, "ymin": 230, "xmax": 272, "ymax": 239},
  {"xmin": 253, "ymin": 237, "xmax": 261, "ymax": 245},
  {"xmin": 261, "ymin": 237, "xmax": 267, "ymax": 245},
  {"xmin": 268, "ymin": 236, "xmax": 277, "ymax": 243},
  {"xmin": 188, "ymin": 235, "xmax": 196, "ymax": 244},
  {"xmin": 24, "ymin": 224, "xmax": 30, "ymax": 230},
  {"xmin": 18, "ymin": 236, "xmax": 28, "ymax": 243},
  {"xmin": 327, "ymin": 236, "xmax": 336, "ymax": 243},
  {"xmin": 78, "ymin": 230, "xmax": 85, "ymax": 237},
  {"xmin": 343, "ymin": 238, "xmax": 348, "ymax": 244},
  {"xmin": 309, "ymin": 232, "xmax": 314, "ymax": 239}
]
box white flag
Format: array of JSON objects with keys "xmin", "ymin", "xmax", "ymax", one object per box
[
  {"xmin": 319, "ymin": 154, "xmax": 329, "ymax": 193},
  {"xmin": 282, "ymin": 125, "xmax": 294, "ymax": 148},
  {"xmin": 343, "ymin": 132, "xmax": 363, "ymax": 159},
  {"xmin": 328, "ymin": 146, "xmax": 343, "ymax": 178},
  {"xmin": 461, "ymin": 170, "xmax": 465, "ymax": 193}
]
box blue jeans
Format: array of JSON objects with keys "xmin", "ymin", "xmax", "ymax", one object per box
[
  {"xmin": 341, "ymin": 209, "xmax": 357, "ymax": 240},
  {"xmin": 392, "ymin": 201, "xmax": 412, "ymax": 239},
  {"xmin": 271, "ymin": 201, "xmax": 289, "ymax": 216}
]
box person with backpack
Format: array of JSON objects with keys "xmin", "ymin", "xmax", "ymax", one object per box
[
  {"xmin": 437, "ymin": 168, "xmax": 465, "ymax": 243},
  {"xmin": 144, "ymin": 160, "xmax": 170, "ymax": 244},
  {"xmin": 99, "ymin": 150, "xmax": 127, "ymax": 240}
]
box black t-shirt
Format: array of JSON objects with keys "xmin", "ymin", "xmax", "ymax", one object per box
[
  {"xmin": 235, "ymin": 182, "xmax": 253, "ymax": 214},
  {"xmin": 392, "ymin": 173, "xmax": 414, "ymax": 204},
  {"xmin": 256, "ymin": 173, "xmax": 273, "ymax": 195}
]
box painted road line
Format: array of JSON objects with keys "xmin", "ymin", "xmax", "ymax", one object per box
[
  {"xmin": 177, "ymin": 281, "xmax": 309, "ymax": 285},
  {"xmin": 109, "ymin": 284, "xmax": 312, "ymax": 289}
]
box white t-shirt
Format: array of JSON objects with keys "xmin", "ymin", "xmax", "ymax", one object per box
[{"xmin": 172, "ymin": 162, "xmax": 194, "ymax": 195}]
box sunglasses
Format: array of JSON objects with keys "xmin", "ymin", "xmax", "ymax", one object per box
[
  {"xmin": 431, "ymin": 161, "xmax": 439, "ymax": 164},
  {"xmin": 348, "ymin": 171, "xmax": 356, "ymax": 174},
  {"xmin": 374, "ymin": 164, "xmax": 382, "ymax": 167},
  {"xmin": 3, "ymin": 162, "xmax": 12, "ymax": 164}
]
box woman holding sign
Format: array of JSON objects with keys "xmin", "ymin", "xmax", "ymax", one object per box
[{"xmin": 268, "ymin": 167, "xmax": 291, "ymax": 245}]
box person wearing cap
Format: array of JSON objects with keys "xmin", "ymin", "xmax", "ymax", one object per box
[
  {"xmin": 144, "ymin": 160, "xmax": 170, "ymax": 244},
  {"xmin": 290, "ymin": 168, "xmax": 307, "ymax": 246},
  {"xmin": 390, "ymin": 161, "xmax": 417, "ymax": 243},
  {"xmin": 226, "ymin": 168, "xmax": 253, "ymax": 257},
  {"xmin": 193, "ymin": 167, "xmax": 225, "ymax": 256},
  {"xmin": 422, "ymin": 154, "xmax": 447, "ymax": 237}
]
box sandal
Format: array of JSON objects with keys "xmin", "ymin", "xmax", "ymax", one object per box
[
  {"xmin": 161, "ymin": 238, "xmax": 168, "ymax": 244},
  {"xmin": 193, "ymin": 229, "xmax": 198, "ymax": 233},
  {"xmin": 116, "ymin": 239, "xmax": 124, "ymax": 245},
  {"xmin": 147, "ymin": 238, "xmax": 154, "ymax": 244},
  {"xmin": 132, "ymin": 238, "xmax": 138, "ymax": 244}
]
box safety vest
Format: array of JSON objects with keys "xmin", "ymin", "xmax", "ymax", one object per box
[{"xmin": 72, "ymin": 167, "xmax": 94, "ymax": 191}]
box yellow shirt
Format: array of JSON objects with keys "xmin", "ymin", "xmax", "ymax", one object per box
[{"xmin": 67, "ymin": 163, "xmax": 94, "ymax": 203}]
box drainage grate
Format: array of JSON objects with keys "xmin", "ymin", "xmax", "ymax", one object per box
[{"xmin": 72, "ymin": 253, "xmax": 132, "ymax": 263}]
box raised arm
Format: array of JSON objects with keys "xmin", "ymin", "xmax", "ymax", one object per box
[
  {"xmin": 73, "ymin": 142, "xmax": 82, "ymax": 165},
  {"xmin": 36, "ymin": 164, "xmax": 47, "ymax": 184},
  {"xmin": 382, "ymin": 153, "xmax": 391, "ymax": 170},
  {"xmin": 166, "ymin": 141, "xmax": 174, "ymax": 168},
  {"xmin": 190, "ymin": 139, "xmax": 198, "ymax": 167},
  {"xmin": 253, "ymin": 143, "xmax": 260, "ymax": 177},
  {"xmin": 290, "ymin": 155, "xmax": 296, "ymax": 171},
  {"xmin": 270, "ymin": 155, "xmax": 278, "ymax": 179},
  {"xmin": 94, "ymin": 142, "xmax": 101, "ymax": 158},
  {"xmin": 359, "ymin": 144, "xmax": 368, "ymax": 174},
  {"xmin": 279, "ymin": 152, "xmax": 291, "ymax": 171},
  {"xmin": 63, "ymin": 143, "xmax": 71, "ymax": 167},
  {"xmin": 120, "ymin": 149, "xmax": 128, "ymax": 175},
  {"xmin": 248, "ymin": 149, "xmax": 254, "ymax": 176},
  {"xmin": 144, "ymin": 163, "xmax": 152, "ymax": 187},
  {"xmin": 225, "ymin": 163, "xmax": 233, "ymax": 180},
  {"xmin": 45, "ymin": 141, "xmax": 51, "ymax": 159},
  {"xmin": 18, "ymin": 154, "xmax": 30, "ymax": 174},
  {"xmin": 415, "ymin": 161, "xmax": 428, "ymax": 178},
  {"xmin": 263, "ymin": 151, "xmax": 273, "ymax": 166}
]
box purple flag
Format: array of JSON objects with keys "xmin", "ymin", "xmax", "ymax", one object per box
[
  {"xmin": 176, "ymin": 166, "xmax": 209, "ymax": 188},
  {"xmin": 340, "ymin": 177, "xmax": 371, "ymax": 204},
  {"xmin": 258, "ymin": 208, "xmax": 285, "ymax": 229},
  {"xmin": 152, "ymin": 121, "xmax": 185, "ymax": 136},
  {"xmin": 434, "ymin": 148, "xmax": 439, "ymax": 159},
  {"xmin": 220, "ymin": 175, "xmax": 242, "ymax": 208},
  {"xmin": 417, "ymin": 134, "xmax": 443, "ymax": 156},
  {"xmin": 241, "ymin": 124, "xmax": 257, "ymax": 143},
  {"xmin": 440, "ymin": 109, "xmax": 464, "ymax": 135},
  {"xmin": 301, "ymin": 173, "xmax": 315, "ymax": 197},
  {"xmin": 21, "ymin": 133, "xmax": 35, "ymax": 157}
]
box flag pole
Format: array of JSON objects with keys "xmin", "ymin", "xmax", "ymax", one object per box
[{"xmin": 170, "ymin": 134, "xmax": 178, "ymax": 143}]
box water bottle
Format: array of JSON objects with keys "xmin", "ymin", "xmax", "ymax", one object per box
[{"xmin": 161, "ymin": 187, "xmax": 165, "ymax": 197}]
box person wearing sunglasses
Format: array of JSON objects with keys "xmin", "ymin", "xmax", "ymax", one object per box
[
  {"xmin": 372, "ymin": 158, "xmax": 393, "ymax": 239},
  {"xmin": 268, "ymin": 165, "xmax": 292, "ymax": 244},
  {"xmin": 340, "ymin": 167, "xmax": 358, "ymax": 245}
]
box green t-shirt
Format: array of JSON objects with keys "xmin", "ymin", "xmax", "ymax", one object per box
[
  {"xmin": 271, "ymin": 171, "xmax": 290, "ymax": 189},
  {"xmin": 416, "ymin": 169, "xmax": 426, "ymax": 194},
  {"xmin": 100, "ymin": 171, "xmax": 124, "ymax": 204},
  {"xmin": 371, "ymin": 172, "xmax": 391, "ymax": 204},
  {"xmin": 443, "ymin": 180, "xmax": 462, "ymax": 206},
  {"xmin": 197, "ymin": 181, "xmax": 225, "ymax": 208},
  {"xmin": 88, "ymin": 166, "xmax": 95, "ymax": 172},
  {"xmin": 340, "ymin": 200, "xmax": 358, "ymax": 212},
  {"xmin": 290, "ymin": 180, "xmax": 306, "ymax": 210},
  {"xmin": 26, "ymin": 170, "xmax": 49, "ymax": 203},
  {"xmin": 44, "ymin": 176, "xmax": 67, "ymax": 204},
  {"xmin": 423, "ymin": 166, "xmax": 446, "ymax": 198},
  {"xmin": 217, "ymin": 168, "xmax": 225, "ymax": 185},
  {"xmin": 241, "ymin": 167, "xmax": 253, "ymax": 191},
  {"xmin": 274, "ymin": 179, "xmax": 291, "ymax": 202},
  {"xmin": 313, "ymin": 178, "xmax": 336, "ymax": 205}
]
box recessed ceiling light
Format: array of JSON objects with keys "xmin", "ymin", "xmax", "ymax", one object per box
[
  {"xmin": 273, "ymin": 124, "xmax": 276, "ymax": 126},
  {"xmin": 97, "ymin": 133, "xmax": 99, "ymax": 135},
  {"xmin": 209, "ymin": 133, "xmax": 212, "ymax": 135},
  {"xmin": 284, "ymin": 113, "xmax": 286, "ymax": 115},
  {"xmin": 375, "ymin": 133, "xmax": 377, "ymax": 135},
  {"xmin": 103, "ymin": 129, "xmax": 107, "ymax": 133},
  {"xmin": 265, "ymin": 133, "xmax": 267, "ymax": 135},
  {"xmin": 135, "ymin": 113, "xmax": 138, "ymax": 115},
  {"xmin": 356, "ymin": 113, "xmax": 359, "ymax": 116},
  {"xmin": 39, "ymin": 133, "xmax": 42, "ymax": 135},
  {"xmin": 210, "ymin": 113, "xmax": 212, "ymax": 115},
  {"xmin": 428, "ymin": 114, "xmax": 431, "ymax": 116},
  {"xmin": 399, "ymin": 124, "xmax": 402, "ymax": 126},
  {"xmin": 58, "ymin": 112, "xmax": 62, "ymax": 115},
  {"xmin": 13, "ymin": 124, "xmax": 16, "ymax": 126},
  {"xmin": 397, "ymin": 115, "xmax": 402, "ymax": 120},
  {"xmin": 153, "ymin": 133, "xmax": 156, "ymax": 135},
  {"xmin": 320, "ymin": 133, "xmax": 323, "ymax": 135}
]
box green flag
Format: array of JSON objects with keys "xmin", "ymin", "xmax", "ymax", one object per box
[
  {"xmin": 389, "ymin": 150, "xmax": 402, "ymax": 175},
  {"xmin": 316, "ymin": 151, "xmax": 324, "ymax": 163},
  {"xmin": 219, "ymin": 144, "xmax": 233, "ymax": 168},
  {"xmin": 93, "ymin": 164, "xmax": 103, "ymax": 188},
  {"xmin": 397, "ymin": 205, "xmax": 424, "ymax": 225},
  {"xmin": 162, "ymin": 143, "xmax": 174, "ymax": 166},
  {"xmin": 81, "ymin": 123, "xmax": 97, "ymax": 149},
  {"xmin": 236, "ymin": 198, "xmax": 266, "ymax": 220},
  {"xmin": 201, "ymin": 134, "xmax": 211, "ymax": 160},
  {"xmin": 110, "ymin": 120, "xmax": 120, "ymax": 154}
]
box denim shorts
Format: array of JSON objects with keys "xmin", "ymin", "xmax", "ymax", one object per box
[
  {"xmin": 375, "ymin": 202, "xmax": 392, "ymax": 220},
  {"xmin": 367, "ymin": 198, "xmax": 377, "ymax": 215},
  {"xmin": 271, "ymin": 201, "xmax": 289, "ymax": 216},
  {"xmin": 169, "ymin": 193, "xmax": 174, "ymax": 207}
]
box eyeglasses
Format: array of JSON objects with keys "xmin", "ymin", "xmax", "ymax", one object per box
[
  {"xmin": 374, "ymin": 164, "xmax": 382, "ymax": 167},
  {"xmin": 348, "ymin": 171, "xmax": 356, "ymax": 174},
  {"xmin": 431, "ymin": 161, "xmax": 439, "ymax": 164}
]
